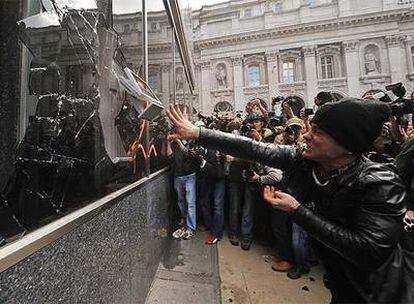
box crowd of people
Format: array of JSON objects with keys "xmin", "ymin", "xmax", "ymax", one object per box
[{"xmin": 165, "ymin": 88, "xmax": 414, "ymax": 303}]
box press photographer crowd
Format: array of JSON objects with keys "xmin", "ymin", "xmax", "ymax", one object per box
[{"xmin": 165, "ymin": 83, "xmax": 414, "ymax": 303}]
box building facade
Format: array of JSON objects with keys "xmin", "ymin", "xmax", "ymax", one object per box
[{"xmin": 115, "ymin": 0, "xmax": 414, "ymax": 114}]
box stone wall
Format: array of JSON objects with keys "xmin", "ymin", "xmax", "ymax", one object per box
[{"xmin": 0, "ymin": 171, "xmax": 175, "ymax": 304}]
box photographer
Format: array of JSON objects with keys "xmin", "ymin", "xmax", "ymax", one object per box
[
  {"xmin": 167, "ymin": 138, "xmax": 200, "ymax": 240},
  {"xmin": 167, "ymin": 99, "xmax": 413, "ymax": 303},
  {"xmin": 245, "ymin": 113, "xmax": 274, "ymax": 143},
  {"xmin": 198, "ymin": 148, "xmax": 226, "ymax": 245}
]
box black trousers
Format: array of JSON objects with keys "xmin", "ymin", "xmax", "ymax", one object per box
[{"xmin": 271, "ymin": 209, "xmax": 293, "ymax": 262}]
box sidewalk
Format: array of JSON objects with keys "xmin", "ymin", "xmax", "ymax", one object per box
[
  {"xmin": 219, "ymin": 235, "xmax": 331, "ymax": 304},
  {"xmin": 146, "ymin": 231, "xmax": 221, "ymax": 304},
  {"xmin": 146, "ymin": 232, "xmax": 331, "ymax": 304}
]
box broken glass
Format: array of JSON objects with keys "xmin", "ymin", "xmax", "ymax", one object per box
[{"xmin": 1, "ymin": 0, "xmax": 165, "ymax": 245}]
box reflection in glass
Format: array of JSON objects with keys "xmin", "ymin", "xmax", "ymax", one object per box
[{"xmin": 1, "ymin": 1, "xmax": 167, "ymax": 245}]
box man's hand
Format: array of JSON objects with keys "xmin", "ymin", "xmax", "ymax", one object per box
[
  {"xmin": 226, "ymin": 155, "xmax": 234, "ymax": 162},
  {"xmin": 166, "ymin": 104, "xmax": 199, "ymax": 140},
  {"xmin": 248, "ymin": 172, "xmax": 260, "ymax": 183},
  {"xmin": 263, "ymin": 186, "xmax": 301, "ymax": 212},
  {"xmin": 404, "ymin": 210, "xmax": 414, "ymax": 233}
]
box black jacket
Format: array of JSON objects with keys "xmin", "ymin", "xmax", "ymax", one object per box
[{"xmin": 198, "ymin": 128, "xmax": 414, "ymax": 303}]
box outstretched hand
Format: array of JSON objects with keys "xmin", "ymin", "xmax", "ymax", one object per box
[
  {"xmin": 263, "ymin": 186, "xmax": 301, "ymax": 212},
  {"xmin": 166, "ymin": 104, "xmax": 199, "ymax": 141}
]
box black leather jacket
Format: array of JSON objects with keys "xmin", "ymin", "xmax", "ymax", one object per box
[{"xmin": 198, "ymin": 128, "xmax": 413, "ymax": 303}]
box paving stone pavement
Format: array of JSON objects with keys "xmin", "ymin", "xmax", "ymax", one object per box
[
  {"xmin": 219, "ymin": 235, "xmax": 332, "ymax": 304},
  {"xmin": 146, "ymin": 232, "xmax": 331, "ymax": 304},
  {"xmin": 146, "ymin": 231, "xmax": 221, "ymax": 304}
]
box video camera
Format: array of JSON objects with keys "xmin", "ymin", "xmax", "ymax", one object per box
[{"xmin": 385, "ymin": 83, "xmax": 414, "ymax": 117}]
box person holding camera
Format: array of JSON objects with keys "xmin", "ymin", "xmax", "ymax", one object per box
[
  {"xmin": 167, "ymin": 99, "xmax": 413, "ymax": 303},
  {"xmin": 167, "ymin": 139, "xmax": 200, "ymax": 240},
  {"xmin": 198, "ymin": 148, "xmax": 226, "ymax": 245}
]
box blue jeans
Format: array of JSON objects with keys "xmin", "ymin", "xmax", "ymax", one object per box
[
  {"xmin": 292, "ymin": 223, "xmax": 310, "ymax": 268},
  {"xmin": 174, "ymin": 173, "xmax": 196, "ymax": 232},
  {"xmin": 241, "ymin": 184, "xmax": 256, "ymax": 241}
]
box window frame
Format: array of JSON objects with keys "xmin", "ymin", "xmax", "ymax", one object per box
[
  {"xmin": 282, "ymin": 61, "xmax": 295, "ymax": 84},
  {"xmin": 320, "ymin": 55, "xmax": 334, "ymax": 79}
]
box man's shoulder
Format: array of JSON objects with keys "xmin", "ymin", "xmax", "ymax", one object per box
[{"xmin": 358, "ymin": 158, "xmax": 403, "ymax": 186}]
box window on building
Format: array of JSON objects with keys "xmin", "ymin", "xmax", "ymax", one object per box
[
  {"xmin": 243, "ymin": 8, "xmax": 252, "ymax": 18},
  {"xmin": 272, "ymin": 2, "xmax": 283, "ymax": 13},
  {"xmin": 124, "ymin": 24, "xmax": 130, "ymax": 33},
  {"xmin": 397, "ymin": 0, "xmax": 414, "ymax": 4},
  {"xmin": 283, "ymin": 61, "xmax": 295, "ymax": 83},
  {"xmin": 303, "ymin": 0, "xmax": 315, "ymax": 6},
  {"xmin": 321, "ymin": 56, "xmax": 334, "ymax": 79},
  {"xmin": 248, "ymin": 64, "xmax": 260, "ymax": 86}
]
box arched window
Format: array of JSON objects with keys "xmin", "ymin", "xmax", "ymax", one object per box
[
  {"xmin": 282, "ymin": 61, "xmax": 295, "ymax": 83},
  {"xmin": 321, "ymin": 56, "xmax": 334, "ymax": 79},
  {"xmin": 247, "ymin": 64, "xmax": 260, "ymax": 86}
]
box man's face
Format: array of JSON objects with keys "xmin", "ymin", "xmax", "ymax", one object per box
[
  {"xmin": 252, "ymin": 119, "xmax": 263, "ymax": 131},
  {"xmin": 303, "ymin": 124, "xmax": 349, "ymax": 162}
]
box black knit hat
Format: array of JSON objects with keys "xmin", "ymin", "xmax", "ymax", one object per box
[{"xmin": 311, "ymin": 98, "xmax": 391, "ymax": 154}]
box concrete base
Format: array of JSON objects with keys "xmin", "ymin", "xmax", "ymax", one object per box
[{"xmin": 0, "ymin": 171, "xmax": 175, "ymax": 304}]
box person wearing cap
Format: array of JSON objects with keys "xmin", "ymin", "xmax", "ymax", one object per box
[
  {"xmin": 167, "ymin": 98, "xmax": 413, "ymax": 303},
  {"xmin": 246, "ymin": 113, "xmax": 274, "ymax": 143}
]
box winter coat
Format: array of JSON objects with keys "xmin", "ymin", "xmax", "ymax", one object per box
[{"xmin": 197, "ymin": 127, "xmax": 414, "ymax": 304}]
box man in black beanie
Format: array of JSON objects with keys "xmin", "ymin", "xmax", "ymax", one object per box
[{"xmin": 167, "ymin": 98, "xmax": 414, "ymax": 303}]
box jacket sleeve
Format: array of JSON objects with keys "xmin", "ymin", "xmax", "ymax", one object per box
[
  {"xmin": 259, "ymin": 166, "xmax": 283, "ymax": 185},
  {"xmin": 292, "ymin": 166, "xmax": 406, "ymax": 270},
  {"xmin": 198, "ymin": 127, "xmax": 299, "ymax": 172}
]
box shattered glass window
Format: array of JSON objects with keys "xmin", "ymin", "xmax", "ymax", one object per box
[{"xmin": 0, "ymin": 0, "xmax": 171, "ymax": 245}]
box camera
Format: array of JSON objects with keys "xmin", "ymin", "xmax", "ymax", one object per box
[
  {"xmin": 242, "ymin": 169, "xmax": 255, "ymax": 180},
  {"xmin": 268, "ymin": 116, "xmax": 283, "ymax": 128},
  {"xmin": 271, "ymin": 96, "xmax": 284, "ymax": 104},
  {"xmin": 385, "ymin": 83, "xmax": 414, "ymax": 117},
  {"xmin": 198, "ymin": 112, "xmax": 215, "ymax": 127},
  {"xmin": 304, "ymin": 108, "xmax": 314, "ymax": 116},
  {"xmin": 240, "ymin": 123, "xmax": 253, "ymax": 134},
  {"xmin": 188, "ymin": 145, "xmax": 206, "ymax": 158}
]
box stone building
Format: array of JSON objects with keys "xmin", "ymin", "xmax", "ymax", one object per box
[{"xmin": 115, "ymin": 0, "xmax": 414, "ymax": 114}]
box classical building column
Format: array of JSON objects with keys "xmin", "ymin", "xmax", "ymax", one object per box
[
  {"xmin": 385, "ymin": 35, "xmax": 404, "ymax": 84},
  {"xmin": 200, "ymin": 61, "xmax": 212, "ymax": 114},
  {"xmin": 303, "ymin": 46, "xmax": 317, "ymax": 107},
  {"xmin": 343, "ymin": 40, "xmax": 360, "ymax": 97},
  {"xmin": 266, "ymin": 50, "xmax": 279, "ymax": 102},
  {"xmin": 232, "ymin": 55, "xmax": 244, "ymax": 111},
  {"xmin": 161, "ymin": 64, "xmax": 170, "ymax": 107}
]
